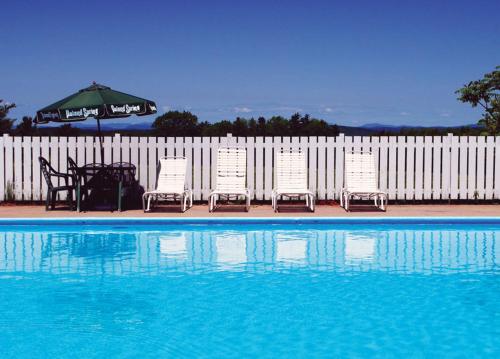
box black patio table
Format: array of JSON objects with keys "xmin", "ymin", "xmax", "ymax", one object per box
[{"xmin": 74, "ymin": 162, "xmax": 136, "ymax": 212}]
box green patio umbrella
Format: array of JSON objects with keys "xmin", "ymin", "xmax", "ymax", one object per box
[{"xmin": 35, "ymin": 82, "xmax": 157, "ymax": 163}]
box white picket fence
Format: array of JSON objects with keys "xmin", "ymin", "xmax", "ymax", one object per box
[{"xmin": 1, "ymin": 133, "xmax": 499, "ymax": 202}]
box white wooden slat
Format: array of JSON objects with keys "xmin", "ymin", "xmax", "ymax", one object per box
[
  {"xmin": 432, "ymin": 136, "xmax": 442, "ymax": 200},
  {"xmin": 414, "ymin": 136, "xmax": 424, "ymax": 200},
  {"xmin": 495, "ymin": 137, "xmax": 500, "ymax": 199},
  {"xmin": 291, "ymin": 136, "xmax": 300, "ymax": 152},
  {"xmin": 423, "ymin": 136, "xmax": 433, "ymax": 200},
  {"xmin": 202, "ymin": 137, "xmax": 211, "ymax": 199},
  {"xmin": 85, "ymin": 136, "xmax": 94, "ymax": 165},
  {"xmin": 193, "ymin": 137, "xmax": 202, "ymax": 200},
  {"xmin": 326, "ymin": 136, "xmax": 335, "ymax": 200},
  {"xmin": 75, "ymin": 137, "xmax": 85, "ymax": 166},
  {"xmin": 449, "ymin": 135, "xmax": 459, "ymax": 200},
  {"xmin": 388, "ymin": 137, "xmax": 397, "ymax": 200},
  {"xmin": 254, "ymin": 137, "xmax": 264, "ymax": 200},
  {"xmin": 210, "ymin": 137, "xmax": 220, "ymax": 193},
  {"xmin": 156, "ymin": 136, "xmax": 165, "ymax": 159},
  {"xmin": 317, "ymin": 136, "xmax": 326, "ymax": 200},
  {"xmin": 219, "ymin": 135, "xmax": 228, "ymax": 148},
  {"xmin": 353, "ymin": 136, "xmax": 363, "ymax": 153},
  {"xmin": 138, "ymin": 137, "xmax": 148, "ymax": 189},
  {"xmin": 485, "ymin": 137, "xmax": 494, "ymax": 199},
  {"xmin": 338, "ymin": 136, "xmax": 354, "ymax": 199},
  {"xmin": 121, "ymin": 136, "xmax": 130, "ymax": 164},
  {"xmin": 467, "ymin": 137, "xmax": 477, "ymax": 200},
  {"xmin": 59, "ymin": 137, "xmax": 68, "ymax": 201},
  {"xmin": 459, "ymin": 137, "xmax": 468, "ymax": 200},
  {"xmin": 378, "ymin": 136, "xmax": 388, "ymax": 195},
  {"xmin": 49, "ymin": 137, "xmax": 60, "ymax": 195},
  {"xmin": 40, "ymin": 137, "xmax": 50, "ymax": 199},
  {"xmin": 406, "ymin": 137, "xmax": 415, "ymax": 200},
  {"xmin": 13, "ymin": 136, "xmax": 23, "ymax": 200},
  {"xmin": 31, "ymin": 137, "xmax": 41, "ymax": 201},
  {"xmin": 246, "ymin": 137, "xmax": 255, "ymax": 200},
  {"xmin": 21, "ymin": 136, "xmax": 33, "ymax": 201},
  {"xmin": 0, "ymin": 135, "xmax": 4, "ymax": 200},
  {"xmin": 129, "ymin": 137, "xmax": 139, "ymax": 170},
  {"xmin": 103, "ymin": 136, "xmax": 112, "ymax": 165},
  {"xmin": 149, "ymin": 137, "xmax": 158, "ymax": 191},
  {"xmin": 67, "ymin": 137, "xmax": 77, "ymax": 164},
  {"xmin": 308, "ymin": 136, "xmax": 318, "ymax": 196},
  {"xmin": 166, "ymin": 137, "xmax": 175, "ymax": 158},
  {"xmin": 264, "ymin": 137, "xmax": 274, "ymax": 200},
  {"xmin": 476, "ymin": 136, "xmax": 486, "ymax": 199},
  {"xmin": 397, "ymin": 136, "xmax": 406, "ymax": 200},
  {"xmin": 4, "ymin": 135, "xmax": 14, "ymax": 200},
  {"xmin": 370, "ymin": 136, "xmax": 380, "ymax": 190},
  {"xmin": 364, "ymin": 136, "xmax": 373, "ymax": 153},
  {"xmin": 184, "ymin": 137, "xmax": 193, "ymax": 195},
  {"xmin": 441, "ymin": 134, "xmax": 452, "ymax": 201},
  {"xmin": 112, "ymin": 134, "xmax": 121, "ymax": 163}
]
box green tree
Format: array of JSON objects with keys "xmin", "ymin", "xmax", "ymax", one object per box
[
  {"xmin": 257, "ymin": 117, "xmax": 267, "ymax": 136},
  {"xmin": 456, "ymin": 66, "xmax": 500, "ymax": 135},
  {"xmin": 232, "ymin": 117, "xmax": 249, "ymax": 136},
  {"xmin": 55, "ymin": 124, "xmax": 80, "ymax": 136},
  {"xmin": 289, "ymin": 113, "xmax": 302, "ymax": 135},
  {"xmin": 15, "ymin": 116, "xmax": 37, "ymax": 136},
  {"xmin": 0, "ymin": 99, "xmax": 16, "ymax": 135},
  {"xmin": 266, "ymin": 116, "xmax": 290, "ymax": 136},
  {"xmin": 152, "ymin": 111, "xmax": 199, "ymax": 136}
]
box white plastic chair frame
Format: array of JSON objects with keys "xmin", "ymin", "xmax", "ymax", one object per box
[
  {"xmin": 209, "ymin": 148, "xmax": 251, "ymax": 212},
  {"xmin": 271, "ymin": 150, "xmax": 315, "ymax": 212},
  {"xmin": 340, "ymin": 151, "xmax": 387, "ymax": 211},
  {"xmin": 142, "ymin": 157, "xmax": 193, "ymax": 212}
]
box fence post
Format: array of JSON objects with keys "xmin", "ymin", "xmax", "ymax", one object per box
[
  {"xmin": 335, "ymin": 133, "xmax": 345, "ymax": 200},
  {"xmin": 445, "ymin": 133, "xmax": 453, "ymax": 203},
  {"xmin": 0, "ymin": 134, "xmax": 7, "ymax": 201}
]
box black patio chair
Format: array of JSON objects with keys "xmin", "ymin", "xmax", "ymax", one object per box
[{"xmin": 39, "ymin": 156, "xmax": 75, "ymax": 210}]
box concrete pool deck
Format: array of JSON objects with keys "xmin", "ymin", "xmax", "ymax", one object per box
[{"xmin": 0, "ymin": 203, "xmax": 498, "ymax": 218}]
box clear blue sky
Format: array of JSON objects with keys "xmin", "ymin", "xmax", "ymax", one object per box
[{"xmin": 2, "ymin": 0, "xmax": 499, "ymax": 127}]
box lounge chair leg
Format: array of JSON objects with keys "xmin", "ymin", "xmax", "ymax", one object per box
[{"xmin": 147, "ymin": 195, "xmax": 154, "ymax": 212}]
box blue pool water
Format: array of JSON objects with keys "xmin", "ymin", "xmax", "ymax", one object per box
[{"xmin": 0, "ymin": 219, "xmax": 499, "ymax": 358}]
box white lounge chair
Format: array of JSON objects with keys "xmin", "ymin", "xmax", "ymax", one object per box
[
  {"xmin": 341, "ymin": 152, "xmax": 387, "ymax": 211},
  {"xmin": 142, "ymin": 157, "xmax": 193, "ymax": 212},
  {"xmin": 271, "ymin": 150, "xmax": 315, "ymax": 212},
  {"xmin": 209, "ymin": 148, "xmax": 251, "ymax": 212}
]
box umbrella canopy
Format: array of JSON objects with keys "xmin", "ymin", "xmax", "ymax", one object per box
[
  {"xmin": 35, "ymin": 82, "xmax": 157, "ymax": 164},
  {"xmin": 35, "ymin": 82, "xmax": 157, "ymax": 124}
]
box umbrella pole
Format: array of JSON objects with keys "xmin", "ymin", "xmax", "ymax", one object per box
[{"xmin": 97, "ymin": 118, "xmax": 104, "ymax": 165}]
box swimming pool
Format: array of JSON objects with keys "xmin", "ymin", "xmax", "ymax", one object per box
[{"xmin": 0, "ymin": 218, "xmax": 499, "ymax": 358}]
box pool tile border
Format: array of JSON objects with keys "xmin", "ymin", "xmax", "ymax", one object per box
[{"xmin": 0, "ymin": 216, "xmax": 499, "ymax": 226}]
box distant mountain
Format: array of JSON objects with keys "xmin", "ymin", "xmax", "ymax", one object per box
[{"xmin": 69, "ymin": 120, "xmax": 480, "ymax": 136}]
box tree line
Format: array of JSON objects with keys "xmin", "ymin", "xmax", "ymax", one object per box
[{"xmin": 152, "ymin": 111, "xmax": 340, "ymax": 137}]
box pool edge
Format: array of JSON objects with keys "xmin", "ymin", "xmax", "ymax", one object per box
[{"xmin": 0, "ymin": 216, "xmax": 499, "ymax": 226}]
